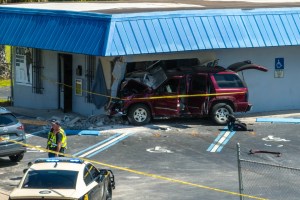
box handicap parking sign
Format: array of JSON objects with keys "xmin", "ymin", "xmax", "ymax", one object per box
[{"xmin": 275, "ymin": 58, "xmax": 284, "ymax": 69}]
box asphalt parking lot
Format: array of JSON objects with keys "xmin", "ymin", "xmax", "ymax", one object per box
[{"xmin": 1, "ymin": 111, "xmax": 300, "ymax": 200}]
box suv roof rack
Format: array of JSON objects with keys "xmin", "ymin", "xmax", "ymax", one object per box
[{"xmin": 34, "ymin": 157, "xmax": 84, "ymax": 164}]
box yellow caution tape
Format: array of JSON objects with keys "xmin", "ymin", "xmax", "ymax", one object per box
[
  {"xmin": 41, "ymin": 75, "xmax": 118, "ymax": 100},
  {"xmin": 127, "ymin": 92, "xmax": 246, "ymax": 100},
  {"xmin": 3, "ymin": 138, "xmax": 267, "ymax": 200}
]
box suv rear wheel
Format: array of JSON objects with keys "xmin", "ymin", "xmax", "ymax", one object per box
[
  {"xmin": 211, "ymin": 103, "xmax": 233, "ymax": 125},
  {"xmin": 128, "ymin": 104, "xmax": 151, "ymax": 126},
  {"xmin": 9, "ymin": 153, "xmax": 24, "ymax": 162}
]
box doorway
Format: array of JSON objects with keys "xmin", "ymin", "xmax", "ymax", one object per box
[{"xmin": 58, "ymin": 54, "xmax": 73, "ymax": 112}]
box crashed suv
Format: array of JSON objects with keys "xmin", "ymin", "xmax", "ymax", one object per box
[{"xmin": 107, "ymin": 60, "xmax": 267, "ymax": 125}]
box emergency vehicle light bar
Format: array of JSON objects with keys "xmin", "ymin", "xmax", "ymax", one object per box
[{"xmin": 34, "ymin": 157, "xmax": 84, "ymax": 164}]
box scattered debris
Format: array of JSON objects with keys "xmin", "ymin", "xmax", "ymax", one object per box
[
  {"xmin": 38, "ymin": 114, "xmax": 128, "ymax": 130},
  {"xmin": 249, "ymin": 149, "xmax": 281, "ymax": 157},
  {"xmin": 262, "ymin": 135, "xmax": 290, "ymax": 142},
  {"xmin": 146, "ymin": 146, "xmax": 173, "ymax": 153}
]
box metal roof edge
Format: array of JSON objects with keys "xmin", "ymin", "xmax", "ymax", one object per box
[
  {"xmin": 0, "ymin": 6, "xmax": 112, "ymax": 21},
  {"xmin": 111, "ymin": 7, "xmax": 300, "ymax": 20}
]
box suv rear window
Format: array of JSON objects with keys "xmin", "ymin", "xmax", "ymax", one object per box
[
  {"xmin": 0, "ymin": 113, "xmax": 18, "ymax": 126},
  {"xmin": 213, "ymin": 74, "xmax": 245, "ymax": 88},
  {"xmin": 22, "ymin": 170, "xmax": 78, "ymax": 189}
]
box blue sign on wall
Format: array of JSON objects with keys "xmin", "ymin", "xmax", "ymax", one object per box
[{"xmin": 275, "ymin": 58, "xmax": 284, "ymax": 69}]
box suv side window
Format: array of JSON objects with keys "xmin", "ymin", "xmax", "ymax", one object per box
[
  {"xmin": 213, "ymin": 74, "xmax": 244, "ymax": 88},
  {"xmin": 190, "ymin": 75, "xmax": 207, "ymax": 92}
]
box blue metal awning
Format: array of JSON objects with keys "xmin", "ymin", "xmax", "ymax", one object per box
[
  {"xmin": 1, "ymin": 7, "xmax": 300, "ymax": 56},
  {"xmin": 0, "ymin": 8, "xmax": 111, "ymax": 56},
  {"xmin": 106, "ymin": 8, "xmax": 300, "ymax": 56}
]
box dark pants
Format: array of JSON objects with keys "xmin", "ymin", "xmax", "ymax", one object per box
[{"xmin": 48, "ymin": 147, "xmax": 65, "ymax": 158}]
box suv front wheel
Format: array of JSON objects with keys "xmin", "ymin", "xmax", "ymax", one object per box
[
  {"xmin": 128, "ymin": 104, "xmax": 151, "ymax": 126},
  {"xmin": 211, "ymin": 103, "xmax": 233, "ymax": 125}
]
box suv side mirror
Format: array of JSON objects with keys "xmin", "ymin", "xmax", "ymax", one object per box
[{"xmin": 147, "ymin": 88, "xmax": 153, "ymax": 94}]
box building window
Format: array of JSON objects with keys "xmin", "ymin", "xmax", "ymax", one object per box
[
  {"xmin": 86, "ymin": 56, "xmax": 96, "ymax": 103},
  {"xmin": 32, "ymin": 49, "xmax": 43, "ymax": 94},
  {"xmin": 15, "ymin": 47, "xmax": 43, "ymax": 93}
]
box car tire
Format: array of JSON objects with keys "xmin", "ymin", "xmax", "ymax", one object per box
[
  {"xmin": 128, "ymin": 104, "xmax": 151, "ymax": 126},
  {"xmin": 9, "ymin": 153, "xmax": 24, "ymax": 162},
  {"xmin": 211, "ymin": 103, "xmax": 233, "ymax": 125}
]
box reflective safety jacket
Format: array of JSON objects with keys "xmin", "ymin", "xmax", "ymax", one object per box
[{"xmin": 47, "ymin": 128, "xmax": 67, "ymax": 149}]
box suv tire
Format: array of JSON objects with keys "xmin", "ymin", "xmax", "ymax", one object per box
[
  {"xmin": 128, "ymin": 104, "xmax": 151, "ymax": 126},
  {"xmin": 211, "ymin": 103, "xmax": 233, "ymax": 125},
  {"xmin": 9, "ymin": 153, "xmax": 24, "ymax": 162}
]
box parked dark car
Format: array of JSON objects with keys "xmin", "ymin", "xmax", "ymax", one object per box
[
  {"xmin": 0, "ymin": 107, "xmax": 26, "ymax": 162},
  {"xmin": 107, "ymin": 60, "xmax": 268, "ymax": 125}
]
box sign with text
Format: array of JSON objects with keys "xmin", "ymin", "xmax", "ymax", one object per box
[
  {"xmin": 15, "ymin": 47, "xmax": 33, "ymax": 86},
  {"xmin": 75, "ymin": 79, "xmax": 82, "ymax": 96}
]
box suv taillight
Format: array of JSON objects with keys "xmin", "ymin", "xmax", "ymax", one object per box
[{"xmin": 17, "ymin": 125, "xmax": 24, "ymax": 131}]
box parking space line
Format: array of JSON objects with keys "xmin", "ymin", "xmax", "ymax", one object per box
[
  {"xmin": 79, "ymin": 132, "xmax": 133, "ymax": 158},
  {"xmin": 73, "ymin": 133, "xmax": 121, "ymax": 157},
  {"xmin": 86, "ymin": 133, "xmax": 133, "ymax": 158},
  {"xmin": 207, "ymin": 127, "xmax": 236, "ymax": 152},
  {"xmin": 216, "ymin": 131, "xmax": 236, "ymax": 152},
  {"xmin": 207, "ymin": 128, "xmax": 227, "ymax": 152}
]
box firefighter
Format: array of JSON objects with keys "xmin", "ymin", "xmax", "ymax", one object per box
[{"xmin": 46, "ymin": 119, "xmax": 67, "ymax": 157}]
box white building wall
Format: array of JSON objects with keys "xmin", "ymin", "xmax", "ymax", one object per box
[
  {"xmin": 215, "ymin": 46, "xmax": 300, "ymax": 113},
  {"xmin": 71, "ymin": 54, "xmax": 106, "ymax": 116},
  {"xmin": 13, "ymin": 50, "xmax": 108, "ymax": 115}
]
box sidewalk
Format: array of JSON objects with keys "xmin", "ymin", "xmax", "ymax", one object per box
[
  {"xmin": 236, "ymin": 109, "xmax": 300, "ymax": 123},
  {"xmin": 0, "ymin": 188, "xmax": 10, "ymax": 200},
  {"xmin": 5, "ymin": 106, "xmax": 79, "ymax": 120}
]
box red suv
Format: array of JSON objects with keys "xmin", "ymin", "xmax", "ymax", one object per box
[{"xmin": 107, "ymin": 60, "xmax": 267, "ymax": 125}]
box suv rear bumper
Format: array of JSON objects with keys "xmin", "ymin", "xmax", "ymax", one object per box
[{"xmin": 0, "ymin": 142, "xmax": 26, "ymax": 157}]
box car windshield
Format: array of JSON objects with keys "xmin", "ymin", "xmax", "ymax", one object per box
[
  {"xmin": 22, "ymin": 170, "xmax": 78, "ymax": 189},
  {"xmin": 0, "ymin": 113, "xmax": 18, "ymax": 126}
]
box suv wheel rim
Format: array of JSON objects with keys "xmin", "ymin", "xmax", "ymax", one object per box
[
  {"xmin": 216, "ymin": 108, "xmax": 229, "ymax": 122},
  {"xmin": 133, "ymin": 108, "xmax": 147, "ymax": 122}
]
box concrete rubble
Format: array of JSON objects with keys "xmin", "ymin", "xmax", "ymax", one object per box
[
  {"xmin": 41, "ymin": 114, "xmax": 129, "ymax": 130},
  {"xmin": 6, "ymin": 106, "xmax": 130, "ymax": 130}
]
